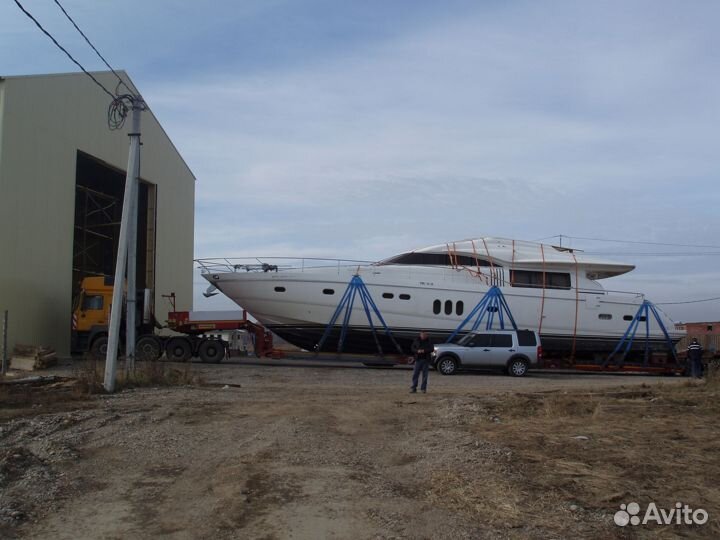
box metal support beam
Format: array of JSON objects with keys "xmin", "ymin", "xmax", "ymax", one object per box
[
  {"xmin": 316, "ymin": 274, "xmax": 403, "ymax": 356},
  {"xmin": 604, "ymin": 300, "xmax": 679, "ymax": 368},
  {"xmin": 446, "ymin": 286, "xmax": 518, "ymax": 343}
]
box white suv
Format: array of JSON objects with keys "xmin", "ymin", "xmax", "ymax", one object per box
[{"xmin": 432, "ymin": 329, "xmax": 542, "ymax": 377}]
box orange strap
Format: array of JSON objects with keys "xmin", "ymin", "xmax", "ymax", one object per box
[
  {"xmin": 481, "ymin": 238, "xmax": 495, "ymax": 272},
  {"xmin": 481, "ymin": 238, "xmax": 497, "ymax": 286},
  {"xmin": 570, "ymin": 252, "xmax": 580, "ymax": 362},
  {"xmin": 470, "ymin": 240, "xmax": 481, "ymax": 268},
  {"xmin": 469, "ymin": 240, "xmax": 489, "ymax": 285},
  {"xmin": 510, "ymin": 239, "xmax": 516, "ymax": 286},
  {"xmin": 538, "ymin": 243, "xmax": 547, "ymax": 334}
]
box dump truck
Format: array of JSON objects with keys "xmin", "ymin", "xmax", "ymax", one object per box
[{"xmin": 71, "ymin": 276, "xmax": 272, "ymax": 362}]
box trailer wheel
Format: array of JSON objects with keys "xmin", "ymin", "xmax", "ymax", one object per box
[
  {"xmin": 198, "ymin": 339, "xmax": 224, "ymax": 363},
  {"xmin": 89, "ymin": 336, "xmax": 108, "ymax": 360},
  {"xmin": 136, "ymin": 336, "xmax": 162, "ymax": 362},
  {"xmin": 166, "ymin": 337, "xmax": 192, "ymax": 362}
]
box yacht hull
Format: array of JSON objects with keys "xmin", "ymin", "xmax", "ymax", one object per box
[{"xmin": 201, "ymin": 260, "xmax": 683, "ymax": 362}]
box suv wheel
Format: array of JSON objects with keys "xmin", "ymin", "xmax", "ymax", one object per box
[
  {"xmin": 507, "ymin": 358, "xmax": 529, "ymax": 377},
  {"xmin": 437, "ymin": 356, "xmax": 458, "ymax": 375}
]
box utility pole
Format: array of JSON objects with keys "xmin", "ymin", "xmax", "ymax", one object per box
[
  {"xmin": 104, "ymin": 97, "xmax": 145, "ymax": 392},
  {"xmin": 125, "ymin": 142, "xmax": 140, "ymax": 375},
  {"xmin": 1, "ymin": 310, "xmax": 8, "ymax": 376}
]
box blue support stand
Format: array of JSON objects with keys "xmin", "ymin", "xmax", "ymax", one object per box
[
  {"xmin": 316, "ymin": 274, "xmax": 403, "ymax": 356},
  {"xmin": 446, "ymin": 286, "xmax": 518, "ymax": 343},
  {"xmin": 604, "ymin": 300, "xmax": 679, "ymax": 367}
]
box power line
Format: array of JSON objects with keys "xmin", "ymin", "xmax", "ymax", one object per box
[
  {"xmin": 52, "ymin": 0, "xmax": 131, "ymax": 95},
  {"xmin": 656, "ymin": 296, "xmax": 720, "ymax": 305},
  {"xmin": 12, "ymin": 0, "xmax": 116, "ymax": 101},
  {"xmin": 532, "ymin": 235, "xmax": 562, "ymax": 242},
  {"xmin": 585, "ymin": 252, "xmax": 720, "ymax": 257},
  {"xmin": 564, "ymin": 235, "xmax": 720, "ymax": 250},
  {"xmin": 13, "ymin": 0, "xmax": 134, "ymax": 129}
]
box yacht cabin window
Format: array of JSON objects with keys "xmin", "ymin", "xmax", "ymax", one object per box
[
  {"xmin": 510, "ymin": 270, "xmax": 571, "ymax": 290},
  {"xmin": 379, "ymin": 252, "xmax": 500, "ymax": 267}
]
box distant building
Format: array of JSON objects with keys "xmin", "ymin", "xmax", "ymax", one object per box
[
  {"xmin": 675, "ymin": 321, "xmax": 720, "ymax": 355},
  {"xmin": 0, "ymin": 71, "xmax": 195, "ymax": 357}
]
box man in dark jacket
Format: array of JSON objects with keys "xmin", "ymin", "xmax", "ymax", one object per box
[
  {"xmin": 688, "ymin": 338, "xmax": 704, "ymax": 378},
  {"xmin": 410, "ymin": 330, "xmax": 434, "ymax": 393}
]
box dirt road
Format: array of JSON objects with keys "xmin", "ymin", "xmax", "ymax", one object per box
[{"xmin": 2, "ymin": 360, "xmax": 717, "ymax": 539}]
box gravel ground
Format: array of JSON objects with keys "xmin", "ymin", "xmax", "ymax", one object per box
[{"xmin": 0, "ymin": 359, "xmax": 699, "ymax": 539}]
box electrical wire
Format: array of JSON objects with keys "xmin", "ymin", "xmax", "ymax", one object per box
[
  {"xmin": 108, "ymin": 95, "xmax": 131, "ymax": 130},
  {"xmin": 534, "ymin": 234, "xmax": 720, "ymax": 250},
  {"xmin": 656, "ymin": 296, "xmax": 720, "ymax": 305},
  {"xmin": 532, "ymin": 235, "xmax": 562, "ymax": 242},
  {"xmin": 563, "ymin": 235, "xmax": 720, "ymax": 250},
  {"xmin": 12, "ymin": 0, "xmax": 116, "ymax": 102},
  {"xmin": 13, "ymin": 0, "xmax": 135, "ymax": 130},
  {"xmin": 585, "ymin": 252, "xmax": 720, "ymax": 257},
  {"xmin": 52, "ymin": 0, "xmax": 132, "ymax": 95}
]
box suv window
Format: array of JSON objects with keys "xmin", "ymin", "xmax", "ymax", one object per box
[
  {"xmin": 517, "ymin": 330, "xmax": 537, "ymax": 346},
  {"xmin": 491, "ymin": 334, "xmax": 513, "ymax": 347},
  {"xmin": 463, "ymin": 334, "xmax": 492, "ymax": 347}
]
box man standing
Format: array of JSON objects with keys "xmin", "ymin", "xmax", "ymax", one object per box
[
  {"xmin": 410, "ymin": 330, "xmax": 434, "ymax": 393},
  {"xmin": 688, "ymin": 338, "xmax": 704, "ymax": 378}
]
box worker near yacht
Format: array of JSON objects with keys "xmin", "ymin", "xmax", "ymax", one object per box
[
  {"xmin": 688, "ymin": 338, "xmax": 704, "ymax": 378},
  {"xmin": 410, "ymin": 330, "xmax": 434, "ymax": 393}
]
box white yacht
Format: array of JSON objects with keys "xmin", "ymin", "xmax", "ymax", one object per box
[{"xmin": 198, "ymin": 237, "xmax": 683, "ymax": 360}]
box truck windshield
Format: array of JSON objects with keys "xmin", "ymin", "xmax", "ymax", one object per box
[{"xmin": 82, "ymin": 295, "xmax": 104, "ymax": 310}]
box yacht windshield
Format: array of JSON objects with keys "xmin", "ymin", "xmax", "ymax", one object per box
[{"xmin": 377, "ymin": 252, "xmax": 499, "ymax": 267}]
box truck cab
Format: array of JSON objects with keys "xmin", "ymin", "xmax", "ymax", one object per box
[{"xmin": 71, "ymin": 276, "xmax": 115, "ymax": 355}]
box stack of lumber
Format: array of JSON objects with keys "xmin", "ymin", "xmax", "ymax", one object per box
[{"xmin": 11, "ymin": 344, "xmax": 57, "ymax": 371}]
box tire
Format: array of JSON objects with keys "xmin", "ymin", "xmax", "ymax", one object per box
[
  {"xmin": 165, "ymin": 337, "xmax": 193, "ymax": 362},
  {"xmin": 89, "ymin": 335, "xmax": 109, "ymax": 360},
  {"xmin": 136, "ymin": 335, "xmax": 162, "ymax": 362},
  {"xmin": 436, "ymin": 355, "xmax": 458, "ymax": 375},
  {"xmin": 507, "ymin": 358, "xmax": 529, "ymax": 377},
  {"xmin": 198, "ymin": 339, "xmax": 224, "ymax": 363}
]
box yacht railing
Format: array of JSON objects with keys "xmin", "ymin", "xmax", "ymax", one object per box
[{"xmin": 196, "ymin": 257, "xmax": 376, "ymax": 275}]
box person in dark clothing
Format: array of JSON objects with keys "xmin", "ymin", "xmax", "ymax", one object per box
[
  {"xmin": 410, "ymin": 331, "xmax": 434, "ymax": 393},
  {"xmin": 688, "ymin": 338, "xmax": 704, "ymax": 378}
]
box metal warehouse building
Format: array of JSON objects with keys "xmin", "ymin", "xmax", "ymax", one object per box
[{"xmin": 0, "ymin": 71, "xmax": 195, "ymax": 357}]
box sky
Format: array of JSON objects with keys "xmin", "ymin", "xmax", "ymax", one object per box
[{"xmin": 2, "ymin": 0, "xmax": 719, "ymax": 322}]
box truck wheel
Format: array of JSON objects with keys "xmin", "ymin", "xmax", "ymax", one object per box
[
  {"xmin": 198, "ymin": 339, "xmax": 224, "ymax": 363},
  {"xmin": 136, "ymin": 336, "xmax": 162, "ymax": 362},
  {"xmin": 166, "ymin": 337, "xmax": 192, "ymax": 362},
  {"xmin": 89, "ymin": 336, "xmax": 109, "ymax": 360}
]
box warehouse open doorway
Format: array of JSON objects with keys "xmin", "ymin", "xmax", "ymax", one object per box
[{"xmin": 72, "ymin": 151, "xmax": 157, "ymax": 312}]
